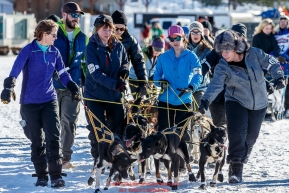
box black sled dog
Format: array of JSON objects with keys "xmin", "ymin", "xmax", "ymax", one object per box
[
  {"xmin": 197, "ymin": 124, "xmax": 227, "ymax": 190},
  {"xmin": 139, "ymin": 112, "xmax": 197, "ymax": 190}
]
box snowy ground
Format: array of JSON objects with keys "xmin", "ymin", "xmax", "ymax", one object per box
[{"xmin": 1, "ymin": 55, "xmax": 289, "ymax": 192}]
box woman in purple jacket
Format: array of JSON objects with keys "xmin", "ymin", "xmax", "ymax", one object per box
[{"xmin": 0, "ymin": 20, "xmax": 81, "ymax": 188}]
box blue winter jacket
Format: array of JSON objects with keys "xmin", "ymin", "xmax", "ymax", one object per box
[
  {"xmin": 84, "ymin": 34, "xmax": 129, "ymax": 101},
  {"xmin": 53, "ymin": 21, "xmax": 88, "ymax": 89},
  {"xmin": 9, "ymin": 39, "xmax": 72, "ymax": 104},
  {"xmin": 154, "ymin": 48, "xmax": 203, "ymax": 105}
]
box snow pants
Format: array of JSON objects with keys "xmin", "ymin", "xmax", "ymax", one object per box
[
  {"xmin": 20, "ymin": 100, "xmax": 63, "ymax": 180},
  {"xmin": 225, "ymin": 101, "xmax": 266, "ymax": 163},
  {"xmin": 86, "ymin": 100, "xmax": 125, "ymax": 159}
]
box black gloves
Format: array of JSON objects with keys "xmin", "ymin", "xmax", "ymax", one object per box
[
  {"xmin": 137, "ymin": 83, "xmax": 148, "ymax": 98},
  {"xmin": 115, "ymin": 80, "xmax": 126, "ymax": 92},
  {"xmin": 1, "ymin": 77, "xmax": 16, "ymax": 104},
  {"xmin": 265, "ymin": 79, "xmax": 274, "ymax": 95},
  {"xmin": 177, "ymin": 85, "xmax": 194, "ymax": 97},
  {"xmin": 119, "ymin": 69, "xmax": 129, "ymax": 80},
  {"xmin": 274, "ymin": 77, "xmax": 286, "ymax": 90},
  {"xmin": 159, "ymin": 79, "xmax": 169, "ymax": 89},
  {"xmin": 198, "ymin": 99, "xmax": 209, "ymax": 114},
  {"xmin": 66, "ymin": 81, "xmax": 82, "ymax": 101}
]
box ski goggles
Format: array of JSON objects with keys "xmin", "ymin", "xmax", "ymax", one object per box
[
  {"xmin": 116, "ymin": 27, "xmax": 126, "ymax": 32},
  {"xmin": 168, "ymin": 36, "xmax": 182, "ymax": 42}
]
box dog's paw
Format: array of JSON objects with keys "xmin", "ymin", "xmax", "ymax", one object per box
[
  {"xmin": 113, "ymin": 173, "xmax": 120, "ymax": 181},
  {"xmin": 210, "ymin": 181, "xmax": 217, "ymax": 187},
  {"xmin": 171, "ymin": 185, "xmax": 178, "ymax": 190},
  {"xmin": 94, "ymin": 188, "xmax": 101, "ymax": 193},
  {"xmin": 129, "ymin": 174, "xmax": 136, "ymax": 181},
  {"xmin": 146, "ymin": 170, "xmax": 152, "ymax": 175},
  {"xmin": 193, "ymin": 159, "xmax": 199, "ymax": 164},
  {"xmin": 139, "ymin": 177, "xmax": 145, "ymax": 184},
  {"xmin": 198, "ymin": 184, "xmax": 206, "ymax": 190},
  {"xmin": 196, "ymin": 172, "xmax": 200, "ymax": 179},
  {"xmin": 217, "ymin": 173, "xmax": 224, "ymax": 182},
  {"xmin": 167, "ymin": 181, "xmax": 172, "ymax": 187},
  {"xmin": 157, "ymin": 179, "xmax": 164, "ymax": 185},
  {"xmin": 189, "ymin": 173, "xmax": 197, "ymax": 182},
  {"xmin": 88, "ymin": 177, "xmax": 95, "ymax": 186},
  {"xmin": 101, "ymin": 167, "xmax": 105, "ymax": 174},
  {"xmin": 104, "ymin": 186, "xmax": 108, "ymax": 190}
]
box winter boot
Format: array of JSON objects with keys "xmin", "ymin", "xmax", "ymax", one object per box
[
  {"xmin": 35, "ymin": 175, "xmax": 49, "ymax": 187},
  {"xmin": 51, "ymin": 177, "xmax": 65, "ymax": 188},
  {"xmin": 228, "ymin": 162, "xmax": 243, "ymax": 183}
]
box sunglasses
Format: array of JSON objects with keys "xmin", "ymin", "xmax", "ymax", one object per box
[
  {"xmin": 190, "ymin": 31, "xmax": 202, "ymax": 35},
  {"xmin": 68, "ymin": 13, "xmax": 82, "ymax": 18},
  {"xmin": 168, "ymin": 36, "xmax": 182, "ymax": 42},
  {"xmin": 115, "ymin": 27, "xmax": 126, "ymax": 32}
]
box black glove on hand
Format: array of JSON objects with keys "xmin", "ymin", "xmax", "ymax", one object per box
[
  {"xmin": 177, "ymin": 88, "xmax": 192, "ymax": 97},
  {"xmin": 274, "ymin": 78, "xmax": 286, "ymax": 90},
  {"xmin": 119, "ymin": 69, "xmax": 129, "ymax": 80},
  {"xmin": 67, "ymin": 81, "xmax": 82, "ymax": 101},
  {"xmin": 1, "ymin": 77, "xmax": 16, "ymax": 104},
  {"xmin": 115, "ymin": 80, "xmax": 126, "ymax": 92},
  {"xmin": 265, "ymin": 79, "xmax": 274, "ymax": 95},
  {"xmin": 199, "ymin": 99, "xmax": 209, "ymax": 114},
  {"xmin": 160, "ymin": 79, "xmax": 169, "ymax": 89},
  {"xmin": 137, "ymin": 84, "xmax": 148, "ymax": 98}
]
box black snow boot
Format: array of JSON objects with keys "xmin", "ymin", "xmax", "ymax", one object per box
[
  {"xmin": 35, "ymin": 175, "xmax": 49, "ymax": 187},
  {"xmin": 51, "ymin": 177, "xmax": 65, "ymax": 188},
  {"xmin": 228, "ymin": 162, "xmax": 243, "ymax": 183}
]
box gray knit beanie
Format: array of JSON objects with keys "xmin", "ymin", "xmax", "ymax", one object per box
[
  {"xmin": 189, "ymin": 21, "xmax": 204, "ymax": 35},
  {"xmin": 214, "ymin": 30, "xmax": 248, "ymax": 54}
]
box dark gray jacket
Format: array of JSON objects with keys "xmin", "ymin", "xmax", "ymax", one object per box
[{"xmin": 202, "ymin": 47, "xmax": 284, "ymax": 110}]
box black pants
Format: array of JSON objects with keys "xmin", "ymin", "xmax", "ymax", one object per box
[
  {"xmin": 285, "ymin": 83, "xmax": 289, "ymax": 110},
  {"xmin": 86, "ymin": 100, "xmax": 125, "ymax": 159},
  {"xmin": 157, "ymin": 101, "xmax": 192, "ymax": 131},
  {"xmin": 209, "ymin": 100, "xmax": 226, "ymax": 127},
  {"xmin": 20, "ymin": 100, "xmax": 62, "ymax": 179},
  {"xmin": 225, "ymin": 101, "xmax": 266, "ymax": 163}
]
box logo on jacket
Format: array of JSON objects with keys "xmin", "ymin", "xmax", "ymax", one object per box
[
  {"xmin": 88, "ymin": 63, "xmax": 96, "ymax": 74},
  {"xmin": 277, "ymin": 38, "xmax": 288, "ymax": 44}
]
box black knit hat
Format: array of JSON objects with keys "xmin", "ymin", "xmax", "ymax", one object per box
[
  {"xmin": 94, "ymin": 14, "xmax": 113, "ymax": 27},
  {"xmin": 231, "ymin": 23, "xmax": 247, "ymax": 38},
  {"xmin": 62, "ymin": 2, "xmax": 84, "ymax": 15},
  {"xmin": 47, "ymin": 14, "xmax": 61, "ymax": 23},
  {"xmin": 201, "ymin": 21, "xmax": 212, "ymax": 32},
  {"xmin": 111, "ymin": 10, "xmax": 127, "ymax": 26}
]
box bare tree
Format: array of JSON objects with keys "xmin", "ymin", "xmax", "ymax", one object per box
[
  {"xmin": 142, "ymin": 0, "xmax": 153, "ymax": 12},
  {"xmin": 115, "ymin": 0, "xmax": 127, "ymax": 11},
  {"xmin": 89, "ymin": 0, "xmax": 98, "ymax": 14}
]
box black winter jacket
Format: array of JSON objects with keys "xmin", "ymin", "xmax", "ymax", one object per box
[
  {"xmin": 252, "ymin": 31, "xmax": 279, "ymax": 57},
  {"xmin": 121, "ymin": 30, "xmax": 148, "ymax": 83},
  {"xmin": 84, "ymin": 34, "xmax": 128, "ymax": 101}
]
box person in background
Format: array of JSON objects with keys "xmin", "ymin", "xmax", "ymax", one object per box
[
  {"xmin": 129, "ymin": 37, "xmax": 165, "ymax": 94},
  {"xmin": 212, "ymin": 21, "xmax": 220, "ymax": 36},
  {"xmin": 274, "ymin": 15, "xmax": 289, "ymax": 118},
  {"xmin": 112, "ymin": 10, "xmax": 148, "ymax": 99},
  {"xmin": 199, "ymin": 30, "xmax": 285, "ymax": 183},
  {"xmin": 187, "ymin": 21, "xmax": 213, "ymax": 108},
  {"xmin": 0, "ymin": 20, "xmax": 81, "ymax": 188},
  {"xmin": 47, "ymin": 14, "xmax": 61, "ymax": 23},
  {"xmin": 182, "ymin": 26, "xmax": 190, "ymax": 38},
  {"xmin": 201, "ymin": 20, "xmax": 214, "ymax": 46},
  {"xmin": 142, "ymin": 21, "xmax": 151, "ymax": 45},
  {"xmin": 252, "ymin": 18, "xmax": 279, "ymax": 58},
  {"xmin": 84, "ymin": 14, "xmax": 128, "ymax": 162},
  {"xmin": 154, "ymin": 25, "xmax": 202, "ymax": 172},
  {"xmin": 151, "ymin": 21, "xmax": 164, "ymax": 39},
  {"xmin": 53, "ymin": 2, "xmax": 88, "ymax": 169}
]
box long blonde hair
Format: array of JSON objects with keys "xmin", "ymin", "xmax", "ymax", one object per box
[{"xmin": 254, "ymin": 18, "xmax": 275, "ymax": 35}]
